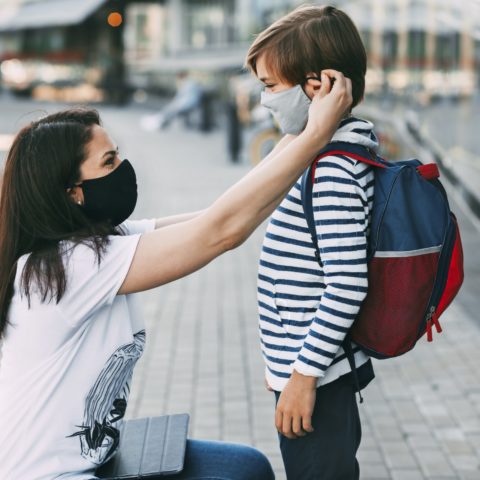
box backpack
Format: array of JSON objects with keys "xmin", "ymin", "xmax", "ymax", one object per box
[{"xmin": 301, "ymin": 141, "xmax": 464, "ymax": 360}]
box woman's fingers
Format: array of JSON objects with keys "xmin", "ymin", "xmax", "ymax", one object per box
[
  {"xmin": 318, "ymin": 69, "xmax": 353, "ymax": 115},
  {"xmin": 321, "ymin": 69, "xmax": 346, "ymax": 90},
  {"xmin": 317, "ymin": 72, "xmax": 331, "ymax": 99},
  {"xmin": 310, "ymin": 69, "xmax": 352, "ymax": 109},
  {"xmin": 322, "ymin": 70, "xmax": 351, "ymax": 99},
  {"xmin": 305, "ymin": 69, "xmax": 352, "ymax": 139},
  {"xmin": 345, "ymin": 77, "xmax": 353, "ymax": 103}
]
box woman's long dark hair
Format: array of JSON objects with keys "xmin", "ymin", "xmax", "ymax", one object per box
[{"xmin": 0, "ymin": 107, "xmax": 117, "ymax": 339}]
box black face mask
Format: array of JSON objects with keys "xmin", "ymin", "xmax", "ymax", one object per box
[{"xmin": 79, "ymin": 159, "xmax": 138, "ymax": 226}]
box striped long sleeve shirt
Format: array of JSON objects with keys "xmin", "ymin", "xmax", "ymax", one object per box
[{"xmin": 257, "ymin": 117, "xmax": 378, "ymax": 392}]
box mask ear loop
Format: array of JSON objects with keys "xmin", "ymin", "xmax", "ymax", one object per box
[
  {"xmin": 302, "ymin": 75, "xmax": 322, "ymax": 98},
  {"xmin": 301, "ymin": 76, "xmax": 320, "ymax": 97},
  {"xmin": 305, "ymin": 74, "xmax": 338, "ymax": 87}
]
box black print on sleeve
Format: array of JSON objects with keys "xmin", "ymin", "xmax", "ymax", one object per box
[{"xmin": 67, "ymin": 330, "xmax": 146, "ymax": 465}]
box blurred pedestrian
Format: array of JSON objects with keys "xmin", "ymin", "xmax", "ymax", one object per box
[
  {"xmin": 246, "ymin": 5, "xmax": 376, "ymax": 479},
  {"xmin": 141, "ymin": 71, "xmax": 204, "ymax": 131},
  {"xmin": 225, "ymin": 98, "xmax": 242, "ymax": 162},
  {"xmin": 0, "ymin": 66, "xmax": 352, "ymax": 479}
]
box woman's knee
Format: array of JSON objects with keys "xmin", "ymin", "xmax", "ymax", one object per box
[
  {"xmin": 183, "ymin": 440, "xmax": 274, "ymax": 480},
  {"xmin": 230, "ymin": 443, "xmax": 275, "ymax": 480}
]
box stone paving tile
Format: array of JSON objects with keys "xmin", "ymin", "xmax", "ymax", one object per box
[
  {"xmin": 358, "ymin": 448, "xmax": 384, "ymax": 464},
  {"xmin": 5, "ymin": 99, "xmax": 480, "ymax": 478},
  {"xmin": 407, "ymin": 433, "xmax": 441, "ymax": 449},
  {"xmin": 459, "ymin": 473, "xmax": 480, "ymax": 480},
  {"xmin": 360, "ymin": 463, "xmax": 391, "ymax": 478},
  {"xmin": 390, "ymin": 470, "xmax": 425, "ymax": 480},
  {"xmin": 413, "ymin": 448, "xmax": 457, "ymax": 478},
  {"xmin": 449, "ymin": 454, "xmax": 480, "ymax": 471},
  {"xmin": 96, "ymin": 107, "xmax": 480, "ymax": 480}
]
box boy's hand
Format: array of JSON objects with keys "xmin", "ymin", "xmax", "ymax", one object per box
[
  {"xmin": 265, "ymin": 377, "xmax": 274, "ymax": 391},
  {"xmin": 303, "ymin": 69, "xmax": 352, "ymax": 143},
  {"xmin": 275, "ymin": 369, "xmax": 317, "ymax": 439}
]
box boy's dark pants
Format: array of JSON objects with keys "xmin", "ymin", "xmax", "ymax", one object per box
[{"xmin": 274, "ymin": 373, "xmax": 361, "ymax": 480}]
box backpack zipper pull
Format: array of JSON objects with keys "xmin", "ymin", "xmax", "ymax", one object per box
[
  {"xmin": 431, "ymin": 308, "xmax": 442, "ymax": 334},
  {"xmin": 426, "ymin": 306, "xmax": 435, "ymax": 342},
  {"xmin": 426, "ymin": 319, "xmax": 433, "ymax": 342}
]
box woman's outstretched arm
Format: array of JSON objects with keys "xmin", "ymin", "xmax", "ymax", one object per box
[
  {"xmin": 154, "ymin": 211, "xmax": 205, "ymax": 229},
  {"xmin": 152, "ymin": 135, "xmax": 297, "ymax": 229},
  {"xmin": 119, "ymin": 70, "xmax": 351, "ymax": 294}
]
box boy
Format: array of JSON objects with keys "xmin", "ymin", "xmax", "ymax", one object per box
[{"xmin": 246, "ymin": 5, "xmax": 377, "ymax": 479}]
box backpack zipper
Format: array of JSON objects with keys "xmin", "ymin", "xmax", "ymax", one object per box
[
  {"xmin": 423, "ymin": 214, "xmax": 456, "ymax": 342},
  {"xmin": 369, "ymin": 165, "xmax": 407, "ymax": 258},
  {"xmin": 425, "ymin": 305, "xmax": 442, "ymax": 342}
]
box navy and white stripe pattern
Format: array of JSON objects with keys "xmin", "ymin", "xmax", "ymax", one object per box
[{"xmin": 257, "ymin": 117, "xmax": 378, "ymax": 391}]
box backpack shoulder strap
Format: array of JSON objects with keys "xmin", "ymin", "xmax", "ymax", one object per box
[
  {"xmin": 301, "ymin": 162, "xmax": 322, "ymax": 267},
  {"xmin": 300, "ymin": 142, "xmax": 383, "ymax": 397},
  {"xmin": 316, "ymin": 141, "xmax": 386, "ymax": 168},
  {"xmin": 300, "ymin": 142, "xmax": 385, "ymax": 267}
]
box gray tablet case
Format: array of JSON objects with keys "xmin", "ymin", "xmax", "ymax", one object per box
[{"xmin": 96, "ymin": 414, "xmax": 190, "ymax": 479}]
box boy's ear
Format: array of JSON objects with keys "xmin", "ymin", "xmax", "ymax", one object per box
[
  {"xmin": 304, "ymin": 72, "xmax": 322, "ymax": 99},
  {"xmin": 305, "ymin": 73, "xmax": 322, "ymax": 87}
]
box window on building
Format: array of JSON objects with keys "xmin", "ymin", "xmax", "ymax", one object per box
[
  {"xmin": 0, "ymin": 33, "xmax": 22, "ymax": 58},
  {"xmin": 185, "ymin": 0, "xmax": 236, "ymax": 49},
  {"xmin": 124, "ymin": 4, "xmax": 167, "ymax": 63},
  {"xmin": 435, "ymin": 33, "xmax": 460, "ymax": 69},
  {"xmin": 408, "ymin": 30, "xmax": 426, "ymax": 68},
  {"xmin": 475, "ymin": 39, "xmax": 480, "ymax": 70},
  {"xmin": 382, "ymin": 31, "xmax": 398, "ymax": 69},
  {"xmin": 22, "ymin": 28, "xmax": 65, "ymax": 55}
]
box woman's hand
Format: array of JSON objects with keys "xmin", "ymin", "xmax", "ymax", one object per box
[{"xmin": 303, "ymin": 70, "xmax": 353, "ymax": 143}]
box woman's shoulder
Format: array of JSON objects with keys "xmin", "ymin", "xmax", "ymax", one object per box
[
  {"xmin": 60, "ymin": 234, "xmax": 140, "ymax": 267},
  {"xmin": 14, "ymin": 221, "xmax": 154, "ymax": 290}
]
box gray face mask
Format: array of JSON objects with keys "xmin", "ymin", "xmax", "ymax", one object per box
[{"xmin": 260, "ymin": 84, "xmax": 312, "ymax": 135}]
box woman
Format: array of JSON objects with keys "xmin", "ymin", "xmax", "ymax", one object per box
[{"xmin": 0, "ymin": 70, "xmax": 351, "ymax": 480}]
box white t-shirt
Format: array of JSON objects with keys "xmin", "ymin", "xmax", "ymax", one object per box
[{"xmin": 0, "ymin": 219, "xmax": 155, "ymax": 480}]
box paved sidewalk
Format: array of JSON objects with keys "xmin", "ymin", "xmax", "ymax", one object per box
[
  {"xmin": 108, "ymin": 110, "xmax": 480, "ymax": 479},
  {"xmin": 1, "ymin": 97, "xmax": 478, "ymax": 479}
]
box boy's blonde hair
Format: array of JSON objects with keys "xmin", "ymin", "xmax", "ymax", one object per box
[{"xmin": 245, "ymin": 5, "xmax": 366, "ymax": 108}]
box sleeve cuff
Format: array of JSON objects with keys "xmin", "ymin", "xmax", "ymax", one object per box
[
  {"xmin": 292, "ymin": 358, "xmax": 326, "ymax": 378},
  {"xmin": 120, "ymin": 218, "xmax": 156, "ymax": 235}
]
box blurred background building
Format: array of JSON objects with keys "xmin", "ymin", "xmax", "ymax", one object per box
[
  {"xmin": 0, "ymin": 8, "xmax": 479, "ymax": 479},
  {"xmin": 0, "ymin": 0, "xmax": 128, "ymax": 102},
  {"xmin": 0, "ymin": 0, "xmax": 301, "ymax": 102},
  {"xmin": 343, "ymin": 0, "xmax": 480, "ymax": 101},
  {"xmin": 1, "ymin": 0, "xmax": 478, "ymax": 103}
]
